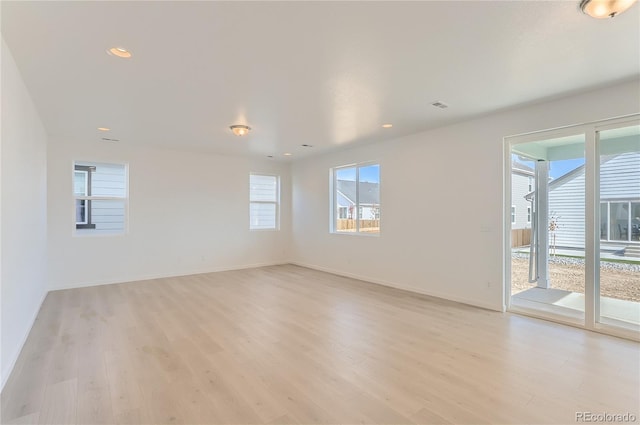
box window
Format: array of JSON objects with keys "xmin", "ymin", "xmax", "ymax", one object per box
[
  {"xmin": 600, "ymin": 200, "xmax": 640, "ymax": 242},
  {"xmin": 250, "ymin": 174, "xmax": 279, "ymax": 230},
  {"xmin": 511, "ymin": 206, "xmax": 516, "ymax": 224},
  {"xmin": 74, "ymin": 165, "xmax": 94, "ymax": 228},
  {"xmin": 74, "ymin": 161, "xmax": 127, "ymax": 235},
  {"xmin": 332, "ymin": 163, "xmax": 380, "ymax": 234},
  {"xmin": 527, "ymin": 206, "xmax": 531, "ymax": 224}
]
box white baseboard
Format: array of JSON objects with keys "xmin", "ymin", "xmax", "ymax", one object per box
[
  {"xmin": 49, "ymin": 261, "xmax": 290, "ymax": 291},
  {"xmin": 290, "ymin": 261, "xmax": 502, "ymax": 312},
  {"xmin": 1, "ymin": 289, "xmax": 48, "ymax": 392}
]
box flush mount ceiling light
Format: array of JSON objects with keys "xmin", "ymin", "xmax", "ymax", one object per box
[
  {"xmin": 580, "ymin": 0, "xmax": 638, "ymax": 18},
  {"xmin": 382, "ymin": 124, "xmax": 393, "ymax": 128},
  {"xmin": 107, "ymin": 47, "xmax": 132, "ymax": 58},
  {"xmin": 97, "ymin": 127, "xmax": 110, "ymax": 131},
  {"xmin": 230, "ymin": 124, "xmax": 251, "ymax": 136},
  {"xmin": 283, "ymin": 152, "xmax": 292, "ymax": 156}
]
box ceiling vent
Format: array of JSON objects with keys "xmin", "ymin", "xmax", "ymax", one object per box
[
  {"xmin": 101, "ymin": 137, "xmax": 120, "ymax": 142},
  {"xmin": 431, "ymin": 101, "xmax": 449, "ymax": 109}
]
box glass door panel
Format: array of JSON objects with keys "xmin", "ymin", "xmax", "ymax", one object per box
[
  {"xmin": 598, "ymin": 124, "xmax": 640, "ymax": 329},
  {"xmin": 510, "ymin": 134, "xmax": 586, "ymax": 321}
]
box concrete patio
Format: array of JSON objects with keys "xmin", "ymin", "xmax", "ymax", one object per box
[{"xmin": 513, "ymin": 287, "xmax": 640, "ymax": 327}]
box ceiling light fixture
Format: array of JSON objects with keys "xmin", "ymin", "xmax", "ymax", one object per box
[
  {"xmin": 283, "ymin": 153, "xmax": 292, "ymax": 156},
  {"xmin": 580, "ymin": 0, "xmax": 638, "ymax": 18},
  {"xmin": 230, "ymin": 124, "xmax": 251, "ymax": 136},
  {"xmin": 107, "ymin": 47, "xmax": 132, "ymax": 58},
  {"xmin": 97, "ymin": 127, "xmax": 110, "ymax": 131},
  {"xmin": 382, "ymin": 124, "xmax": 393, "ymax": 128}
]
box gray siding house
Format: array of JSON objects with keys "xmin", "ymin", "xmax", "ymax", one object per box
[
  {"xmin": 548, "ymin": 151, "xmax": 640, "ymax": 248},
  {"xmin": 336, "ymin": 180, "xmax": 380, "ymax": 220}
]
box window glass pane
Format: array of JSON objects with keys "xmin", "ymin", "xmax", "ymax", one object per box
[
  {"xmin": 76, "ymin": 199, "xmax": 126, "ymax": 234},
  {"xmin": 598, "ymin": 124, "xmax": 640, "ymax": 329},
  {"xmin": 250, "ymin": 203, "xmax": 276, "ymax": 230},
  {"xmin": 74, "ymin": 171, "xmax": 87, "ymax": 196},
  {"xmin": 610, "ymin": 202, "xmax": 629, "ymax": 241},
  {"xmin": 632, "ymin": 202, "xmax": 640, "ymax": 242},
  {"xmin": 76, "ymin": 200, "xmax": 87, "ymax": 224},
  {"xmin": 357, "ymin": 164, "xmax": 380, "ymax": 233},
  {"xmin": 335, "ymin": 167, "xmax": 356, "ymax": 233},
  {"xmin": 249, "ymin": 174, "xmax": 279, "ymax": 230},
  {"xmin": 250, "ymin": 175, "xmax": 277, "ymax": 202},
  {"xmin": 600, "ymin": 203, "xmax": 609, "ymax": 240},
  {"xmin": 89, "ymin": 163, "xmax": 127, "ymax": 197}
]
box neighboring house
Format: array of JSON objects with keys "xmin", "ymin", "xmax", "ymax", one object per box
[
  {"xmin": 336, "ymin": 180, "xmax": 380, "ymax": 220},
  {"xmin": 512, "ymin": 160, "xmax": 534, "ymax": 230},
  {"xmin": 547, "ymin": 151, "xmax": 640, "ymax": 248}
]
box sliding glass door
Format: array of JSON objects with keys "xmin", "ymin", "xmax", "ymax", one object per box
[
  {"xmin": 597, "ymin": 123, "xmax": 640, "ymax": 330},
  {"xmin": 509, "ymin": 133, "xmax": 586, "ymax": 323},
  {"xmin": 506, "ymin": 116, "xmax": 640, "ymax": 338}
]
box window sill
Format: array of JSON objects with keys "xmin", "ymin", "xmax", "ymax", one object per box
[{"xmin": 330, "ymin": 231, "xmax": 380, "ymax": 237}]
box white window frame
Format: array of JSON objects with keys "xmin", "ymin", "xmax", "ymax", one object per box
[
  {"xmin": 74, "ymin": 169, "xmax": 90, "ymax": 225},
  {"xmin": 73, "ymin": 161, "xmax": 129, "ymax": 236},
  {"xmin": 504, "ymin": 114, "xmax": 640, "ymax": 341},
  {"xmin": 330, "ymin": 161, "xmax": 380, "ymax": 235},
  {"xmin": 249, "ymin": 173, "xmax": 280, "ymax": 231}
]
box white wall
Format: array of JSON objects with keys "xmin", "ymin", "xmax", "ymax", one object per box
[
  {"xmin": 291, "ymin": 79, "xmax": 640, "ymax": 312},
  {"xmin": 1, "ymin": 39, "xmax": 49, "ymax": 389},
  {"xmin": 47, "ymin": 139, "xmax": 291, "ymax": 289}
]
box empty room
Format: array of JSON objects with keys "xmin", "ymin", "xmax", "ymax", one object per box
[{"xmin": 1, "ymin": 1, "xmax": 639, "ymax": 424}]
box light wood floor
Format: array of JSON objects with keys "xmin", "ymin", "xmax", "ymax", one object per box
[{"xmin": 2, "ymin": 265, "xmax": 639, "ymax": 424}]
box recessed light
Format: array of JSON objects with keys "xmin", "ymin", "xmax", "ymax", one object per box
[
  {"xmin": 283, "ymin": 153, "xmax": 292, "ymax": 156},
  {"xmin": 97, "ymin": 127, "xmax": 110, "ymax": 131},
  {"xmin": 267, "ymin": 155, "xmax": 274, "ymax": 158},
  {"xmin": 382, "ymin": 124, "xmax": 393, "ymax": 128},
  {"xmin": 107, "ymin": 47, "xmax": 132, "ymax": 58},
  {"xmin": 301, "ymin": 144, "xmax": 313, "ymax": 147},
  {"xmin": 431, "ymin": 101, "xmax": 449, "ymax": 109}
]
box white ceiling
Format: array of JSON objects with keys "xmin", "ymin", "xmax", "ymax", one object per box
[{"xmin": 2, "ymin": 1, "xmax": 639, "ymax": 160}]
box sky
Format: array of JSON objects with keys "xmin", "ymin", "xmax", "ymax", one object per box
[
  {"xmin": 336, "ymin": 164, "xmax": 380, "ymax": 183},
  {"xmin": 513, "ymin": 155, "xmax": 585, "ymax": 179},
  {"xmin": 549, "ymin": 158, "xmax": 585, "ymax": 179}
]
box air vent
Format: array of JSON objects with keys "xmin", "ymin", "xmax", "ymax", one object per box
[
  {"xmin": 101, "ymin": 137, "xmax": 120, "ymax": 142},
  {"xmin": 301, "ymin": 144, "xmax": 313, "ymax": 147},
  {"xmin": 431, "ymin": 101, "xmax": 449, "ymax": 109}
]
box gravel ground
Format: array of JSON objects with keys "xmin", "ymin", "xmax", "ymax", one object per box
[{"xmin": 511, "ymin": 253, "xmax": 640, "ymax": 302}]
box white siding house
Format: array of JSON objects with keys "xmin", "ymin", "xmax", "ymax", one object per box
[
  {"xmin": 74, "ymin": 162, "xmax": 127, "ymax": 235},
  {"xmin": 548, "ymin": 151, "xmax": 640, "ymax": 249},
  {"xmin": 512, "ymin": 161, "xmax": 534, "ymax": 231}
]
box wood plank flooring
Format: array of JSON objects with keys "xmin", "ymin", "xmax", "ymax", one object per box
[{"xmin": 1, "ymin": 264, "xmax": 639, "ymax": 424}]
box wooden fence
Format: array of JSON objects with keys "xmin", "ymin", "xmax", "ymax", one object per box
[
  {"xmin": 336, "ymin": 219, "xmax": 380, "ymax": 231},
  {"xmin": 511, "ymin": 229, "xmax": 531, "ymax": 248}
]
